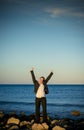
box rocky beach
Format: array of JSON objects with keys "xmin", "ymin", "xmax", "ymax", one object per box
[{"xmin": 0, "ymin": 111, "xmax": 84, "ymax": 130}]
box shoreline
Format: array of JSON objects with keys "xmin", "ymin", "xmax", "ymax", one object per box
[
  {"xmin": 1, "ymin": 109, "xmax": 84, "ymax": 120},
  {"xmin": 0, "ymin": 110, "xmax": 84, "ymax": 130}
]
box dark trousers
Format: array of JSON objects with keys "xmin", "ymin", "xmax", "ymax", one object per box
[{"xmin": 35, "ymin": 97, "xmax": 47, "ymax": 123}]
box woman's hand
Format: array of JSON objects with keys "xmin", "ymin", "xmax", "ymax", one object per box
[
  {"xmin": 51, "ymin": 70, "xmax": 53, "ymax": 73},
  {"xmin": 31, "ymin": 67, "xmax": 34, "ymax": 71}
]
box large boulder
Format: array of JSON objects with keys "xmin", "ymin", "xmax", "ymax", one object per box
[
  {"xmin": 7, "ymin": 117, "xmax": 20, "ymax": 125},
  {"xmin": 32, "ymin": 123, "xmax": 42, "ymax": 130},
  {"xmin": 32, "ymin": 123, "xmax": 49, "ymax": 130},
  {"xmin": 71, "ymin": 110, "xmax": 81, "ymax": 116}
]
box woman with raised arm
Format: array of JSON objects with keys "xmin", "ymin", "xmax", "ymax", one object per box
[{"xmin": 30, "ymin": 67, "xmax": 53, "ymax": 124}]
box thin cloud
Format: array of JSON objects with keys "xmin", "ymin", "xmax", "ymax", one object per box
[
  {"xmin": 44, "ymin": 7, "xmax": 84, "ymax": 18},
  {"xmin": 72, "ymin": 12, "xmax": 84, "ymax": 17}
]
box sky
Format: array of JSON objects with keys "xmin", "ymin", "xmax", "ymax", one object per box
[{"xmin": 0, "ymin": 0, "xmax": 84, "ymax": 84}]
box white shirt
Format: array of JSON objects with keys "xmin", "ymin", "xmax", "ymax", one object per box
[{"xmin": 36, "ymin": 84, "xmax": 45, "ymax": 98}]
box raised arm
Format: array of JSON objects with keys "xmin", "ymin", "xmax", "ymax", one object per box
[
  {"xmin": 30, "ymin": 67, "xmax": 36, "ymax": 83},
  {"xmin": 45, "ymin": 71, "xmax": 53, "ymax": 83}
]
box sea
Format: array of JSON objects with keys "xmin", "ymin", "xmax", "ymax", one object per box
[{"xmin": 0, "ymin": 84, "xmax": 84, "ymax": 119}]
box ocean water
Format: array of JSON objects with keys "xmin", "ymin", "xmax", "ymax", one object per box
[{"xmin": 0, "ymin": 84, "xmax": 84, "ymax": 119}]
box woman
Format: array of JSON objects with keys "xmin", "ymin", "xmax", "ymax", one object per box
[{"xmin": 30, "ymin": 67, "xmax": 53, "ymax": 123}]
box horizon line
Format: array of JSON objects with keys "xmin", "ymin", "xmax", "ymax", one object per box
[{"xmin": 0, "ymin": 83, "xmax": 84, "ymax": 85}]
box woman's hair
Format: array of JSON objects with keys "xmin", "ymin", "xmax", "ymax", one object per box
[{"xmin": 40, "ymin": 76, "xmax": 45, "ymax": 81}]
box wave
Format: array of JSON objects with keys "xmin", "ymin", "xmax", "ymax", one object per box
[
  {"xmin": 0, "ymin": 101, "xmax": 84, "ymax": 108},
  {"xmin": 0, "ymin": 101, "xmax": 35, "ymax": 106},
  {"xmin": 48, "ymin": 102, "xmax": 84, "ymax": 107}
]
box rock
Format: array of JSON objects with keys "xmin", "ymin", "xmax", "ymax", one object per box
[
  {"xmin": 71, "ymin": 110, "xmax": 81, "ymax": 116},
  {"xmin": 20, "ymin": 120, "xmax": 31, "ymax": 127},
  {"xmin": 32, "ymin": 122, "xmax": 49, "ymax": 130},
  {"xmin": 52, "ymin": 126, "xmax": 66, "ymax": 130},
  {"xmin": 0, "ymin": 111, "xmax": 4, "ymax": 118},
  {"xmin": 51, "ymin": 119, "xmax": 59, "ymax": 125},
  {"xmin": 8, "ymin": 125, "xmax": 19, "ymax": 130},
  {"xmin": 37, "ymin": 124, "xmax": 44, "ymax": 130},
  {"xmin": 31, "ymin": 119, "xmax": 34, "ymax": 124},
  {"xmin": 7, "ymin": 117, "xmax": 20, "ymax": 125},
  {"xmin": 47, "ymin": 116, "xmax": 51, "ymax": 121},
  {"xmin": 27, "ymin": 124, "xmax": 32, "ymax": 129},
  {"xmin": 32, "ymin": 123, "xmax": 47, "ymax": 130},
  {"xmin": 59, "ymin": 118, "xmax": 69, "ymax": 127},
  {"xmin": 63, "ymin": 124, "xmax": 68, "ymax": 128},
  {"xmin": 42, "ymin": 122, "xmax": 49, "ymax": 129},
  {"xmin": 20, "ymin": 121, "xmax": 32, "ymax": 129},
  {"xmin": 32, "ymin": 123, "xmax": 38, "ymax": 130},
  {"xmin": 40, "ymin": 116, "xmax": 43, "ymax": 123}
]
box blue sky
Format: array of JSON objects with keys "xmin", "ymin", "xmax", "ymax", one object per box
[{"xmin": 0, "ymin": 0, "xmax": 84, "ymax": 84}]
